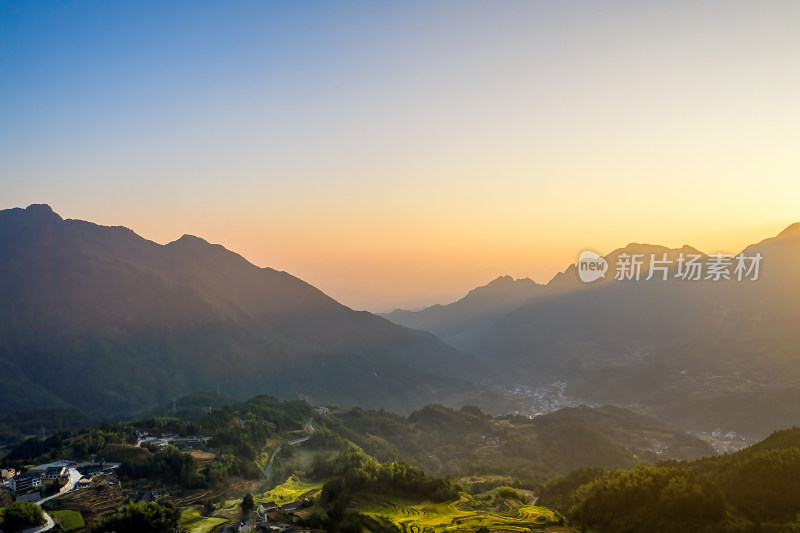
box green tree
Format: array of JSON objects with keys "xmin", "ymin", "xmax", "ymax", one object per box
[
  {"xmin": 93, "ymin": 501, "xmax": 179, "ymax": 533},
  {"xmin": 202, "ymin": 498, "xmax": 216, "ymax": 516},
  {"xmin": 1, "ymin": 501, "xmax": 45, "ymax": 532},
  {"xmin": 242, "ymin": 493, "xmax": 255, "ymax": 514}
]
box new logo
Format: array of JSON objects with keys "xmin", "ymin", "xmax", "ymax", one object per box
[{"xmin": 577, "ymin": 250, "xmax": 608, "ymax": 283}]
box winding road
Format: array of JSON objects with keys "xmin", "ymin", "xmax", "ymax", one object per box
[
  {"xmin": 264, "ymin": 417, "xmax": 315, "ymax": 480},
  {"xmin": 25, "ymin": 468, "xmax": 82, "ymax": 532},
  {"xmin": 264, "ymin": 445, "xmax": 282, "ymax": 480}
]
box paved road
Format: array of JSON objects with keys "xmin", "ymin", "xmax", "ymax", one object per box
[
  {"xmin": 265, "ymin": 445, "xmax": 282, "ymax": 480},
  {"xmin": 265, "ymin": 418, "xmax": 315, "ymax": 479},
  {"xmin": 24, "ymin": 508, "xmax": 54, "ymax": 533},
  {"xmin": 288, "ymin": 418, "xmax": 315, "ymax": 446},
  {"xmin": 38, "ymin": 469, "xmax": 82, "ymax": 504},
  {"xmin": 24, "ymin": 468, "xmax": 83, "ymax": 532}
]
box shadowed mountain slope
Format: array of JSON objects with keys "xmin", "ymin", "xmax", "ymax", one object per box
[
  {"xmin": 381, "ymin": 276, "xmax": 544, "ymax": 351},
  {"xmin": 384, "ymin": 225, "xmax": 800, "ymax": 438},
  {"xmin": 0, "ymin": 204, "xmax": 489, "ymax": 416}
]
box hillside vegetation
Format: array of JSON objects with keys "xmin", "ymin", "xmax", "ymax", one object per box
[
  {"xmin": 539, "ymin": 427, "xmax": 800, "ymax": 532},
  {"xmin": 385, "ymin": 225, "xmax": 800, "ymax": 439},
  {"xmin": 312, "ymin": 403, "xmax": 713, "ymax": 485}
]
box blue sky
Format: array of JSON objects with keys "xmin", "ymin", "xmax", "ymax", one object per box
[{"xmin": 2, "ymin": 1, "xmax": 799, "ymax": 310}]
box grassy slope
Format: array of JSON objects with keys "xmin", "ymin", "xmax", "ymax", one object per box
[
  {"xmin": 179, "ymin": 508, "xmax": 227, "ymax": 533},
  {"xmin": 50, "ymin": 510, "xmax": 85, "ymax": 532},
  {"xmin": 253, "ymin": 475, "xmax": 322, "ymax": 504}
]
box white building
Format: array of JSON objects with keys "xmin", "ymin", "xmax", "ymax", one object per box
[{"xmin": 9, "ymin": 473, "xmax": 42, "ymax": 492}]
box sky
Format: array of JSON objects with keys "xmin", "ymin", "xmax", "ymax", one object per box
[{"xmin": 2, "ymin": 1, "xmax": 799, "ymax": 311}]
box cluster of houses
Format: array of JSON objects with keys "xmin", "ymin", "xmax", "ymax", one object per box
[
  {"xmin": 135, "ymin": 428, "xmax": 212, "ymax": 449},
  {"xmin": 136, "ymin": 487, "xmax": 170, "ymax": 502},
  {"xmin": 0, "ymin": 459, "xmax": 120, "ymax": 496},
  {"xmin": 480, "ymin": 435, "xmax": 501, "ymax": 447},
  {"xmin": 258, "ymin": 501, "xmax": 303, "ymax": 514},
  {"xmin": 225, "ymin": 518, "xmax": 296, "ymax": 533},
  {"xmin": 7, "ymin": 471, "xmax": 43, "ymax": 492},
  {"xmin": 1, "ymin": 461, "xmax": 71, "ymax": 493},
  {"xmin": 707, "ymin": 428, "xmax": 751, "ymax": 454},
  {"xmin": 216, "ymin": 501, "xmax": 309, "ymax": 533}
]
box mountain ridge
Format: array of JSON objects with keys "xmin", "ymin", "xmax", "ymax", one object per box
[
  {"xmin": 380, "ymin": 275, "xmax": 545, "ymax": 351},
  {"xmin": 382, "ymin": 223, "xmax": 800, "ymax": 438},
  {"xmin": 0, "ymin": 204, "xmax": 490, "ymax": 417}
]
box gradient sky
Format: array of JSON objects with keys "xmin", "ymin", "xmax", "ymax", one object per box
[{"xmin": 2, "ymin": 1, "xmax": 799, "ymax": 311}]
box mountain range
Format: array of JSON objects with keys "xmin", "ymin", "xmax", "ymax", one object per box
[
  {"xmin": 0, "ymin": 204, "xmax": 488, "ymax": 417},
  {"xmin": 385, "ymin": 224, "xmax": 800, "ymax": 438},
  {"xmin": 381, "ymin": 275, "xmax": 545, "ymax": 351},
  {"xmin": 3, "ymin": 204, "xmax": 799, "ymax": 439}
]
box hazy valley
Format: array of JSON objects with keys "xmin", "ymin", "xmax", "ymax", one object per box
[
  {"xmin": 4, "ymin": 3, "xmax": 799, "ymax": 531},
  {"xmin": 384, "ymin": 225, "xmax": 800, "ymax": 444},
  {"xmin": 2, "ymin": 205, "xmax": 800, "ymax": 532}
]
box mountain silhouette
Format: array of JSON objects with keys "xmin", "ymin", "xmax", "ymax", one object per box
[
  {"xmin": 384, "ymin": 225, "xmax": 800, "ymax": 438},
  {"xmin": 0, "ymin": 205, "xmax": 489, "ymax": 416},
  {"xmin": 381, "ymin": 275, "xmax": 544, "ymax": 351}
]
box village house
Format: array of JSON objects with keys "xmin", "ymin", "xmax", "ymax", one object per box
[
  {"xmin": 225, "ymin": 518, "xmax": 258, "ymax": 532},
  {"xmin": 136, "ymin": 488, "xmax": 170, "ymax": 502},
  {"xmin": 74, "ymin": 478, "xmax": 93, "ymax": 490},
  {"xmin": 269, "ymin": 525, "xmax": 295, "ymax": 533},
  {"xmin": 30, "ymin": 460, "xmax": 73, "ymax": 473},
  {"xmin": 226, "ymin": 519, "xmax": 292, "ymax": 533},
  {"xmin": 75, "ymin": 461, "xmax": 121, "ymax": 476},
  {"xmin": 280, "ymin": 501, "xmax": 302, "ymax": 511},
  {"xmin": 257, "ymin": 502, "xmax": 277, "ymax": 514},
  {"xmin": 9, "ymin": 473, "xmax": 42, "ymax": 492},
  {"xmin": 45, "ymin": 465, "xmax": 68, "ymax": 479}
]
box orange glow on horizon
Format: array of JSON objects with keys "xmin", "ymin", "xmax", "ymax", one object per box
[{"xmin": 74, "ymin": 204, "xmax": 798, "ymax": 312}]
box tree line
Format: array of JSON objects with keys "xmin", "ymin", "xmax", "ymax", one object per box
[{"xmin": 537, "ymin": 427, "xmax": 800, "ymax": 532}]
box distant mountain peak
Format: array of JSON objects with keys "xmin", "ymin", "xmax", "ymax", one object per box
[
  {"xmin": 169, "ymin": 234, "xmax": 210, "ymax": 245},
  {"xmin": 463, "ymin": 276, "xmax": 542, "ymax": 299},
  {"xmin": 619, "ymin": 242, "xmax": 686, "ymax": 254},
  {"xmin": 381, "ymin": 274, "xmax": 545, "ymax": 351},
  {"xmin": 0, "ymin": 204, "xmax": 486, "ymax": 416},
  {"xmin": 485, "ymin": 275, "xmax": 537, "ymax": 287},
  {"xmin": 776, "ymin": 222, "xmax": 800, "ymax": 239},
  {"xmin": 25, "ymin": 203, "xmax": 62, "ymax": 221}
]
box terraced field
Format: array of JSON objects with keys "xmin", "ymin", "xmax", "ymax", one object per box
[
  {"xmin": 179, "ymin": 507, "xmax": 228, "ymax": 533},
  {"xmin": 177, "ymin": 476, "xmax": 323, "ymax": 533},
  {"xmin": 43, "ymin": 482, "xmax": 126, "ymax": 528},
  {"xmin": 254, "ymin": 475, "xmax": 322, "ymax": 505},
  {"xmin": 357, "ymin": 494, "xmax": 563, "ymax": 532},
  {"xmin": 183, "ymin": 516, "xmax": 228, "ymax": 533},
  {"xmin": 181, "ymin": 477, "xmax": 564, "ymax": 533}
]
